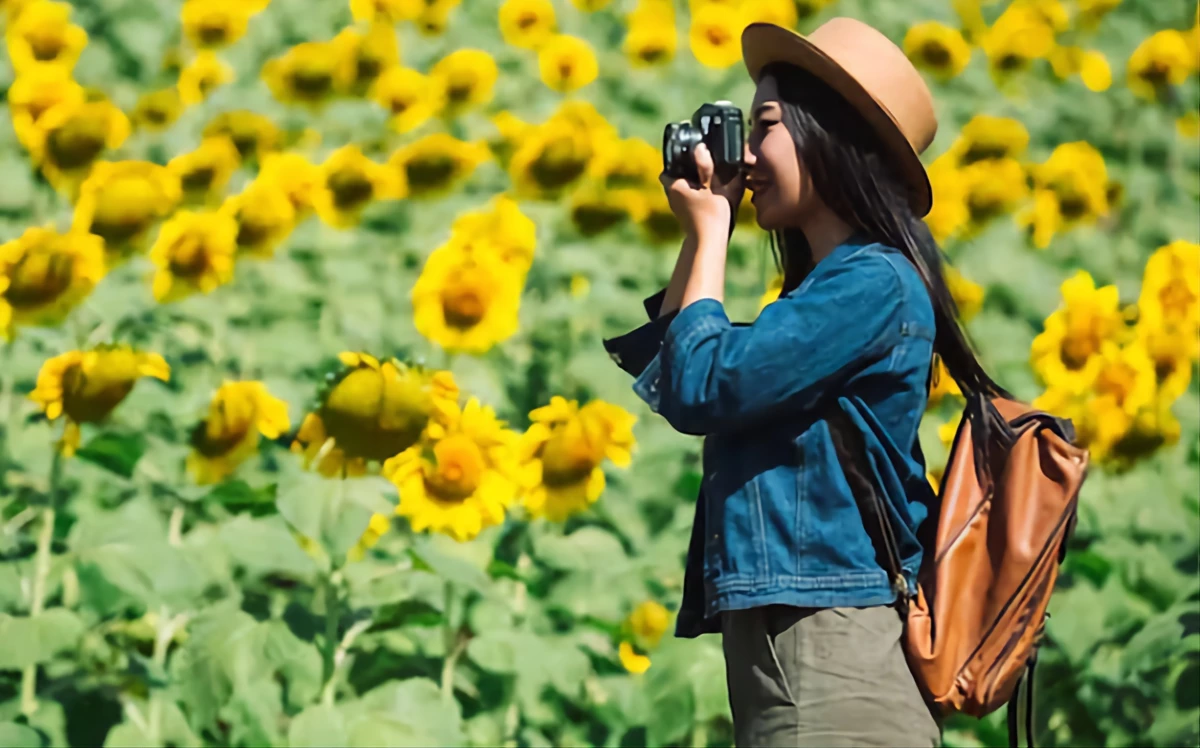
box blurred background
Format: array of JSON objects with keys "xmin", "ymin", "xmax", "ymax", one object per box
[{"xmin": 0, "ymin": 0, "xmax": 1197, "ymax": 746}]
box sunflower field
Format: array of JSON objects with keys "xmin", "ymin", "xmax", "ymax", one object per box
[{"xmin": 0, "ymin": 0, "xmax": 1197, "ymax": 745}]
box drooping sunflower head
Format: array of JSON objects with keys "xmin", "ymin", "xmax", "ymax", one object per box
[
  {"xmin": 331, "ymin": 22, "xmax": 400, "ymax": 96},
  {"xmin": 181, "ymin": 0, "xmax": 252, "ymax": 50},
  {"xmin": 203, "ymin": 111, "xmax": 281, "ymax": 164},
  {"xmin": 257, "ymin": 151, "xmax": 321, "ymax": 218},
  {"xmin": 518, "ymin": 396, "xmax": 636, "ymax": 522},
  {"xmin": 384, "ymin": 396, "xmax": 521, "ymax": 542},
  {"xmin": 7, "ymin": 67, "xmax": 85, "ymax": 150},
  {"xmin": 903, "ymin": 21, "xmax": 972, "ymax": 81},
  {"xmin": 291, "ymin": 353, "xmax": 460, "ymax": 478},
  {"xmin": 148, "ymin": 209, "xmax": 238, "ymax": 303},
  {"xmin": 30, "ymin": 344, "xmax": 170, "ymax": 455},
  {"xmin": 499, "ymin": 0, "xmax": 557, "ymax": 50},
  {"xmin": 428, "ymin": 48, "xmax": 498, "ymax": 115},
  {"xmin": 167, "ymin": 136, "xmax": 242, "ymax": 207},
  {"xmin": 449, "ymin": 194, "xmax": 537, "ymax": 274},
  {"xmin": 1, "ymin": 226, "xmax": 105, "ymax": 338},
  {"xmin": 412, "ymin": 242, "xmax": 522, "ymax": 355},
  {"xmin": 262, "ymin": 40, "xmax": 351, "ymax": 109},
  {"xmin": 1126, "ymin": 29, "xmax": 1193, "ymax": 102},
  {"xmin": 537, "ymin": 34, "xmax": 599, "ymax": 93},
  {"xmin": 388, "ymin": 133, "xmax": 489, "ymax": 199},
  {"xmin": 221, "ymin": 180, "xmax": 297, "ymax": 259},
  {"xmin": 73, "ymin": 160, "xmax": 182, "ymax": 257},
  {"xmin": 177, "ymin": 50, "xmax": 235, "ymax": 106},
  {"xmin": 313, "ymin": 144, "xmax": 403, "ymax": 229},
  {"xmin": 688, "ymin": 2, "xmax": 745, "ymax": 69},
  {"xmin": 24, "ymin": 97, "xmax": 131, "ymax": 193},
  {"xmin": 187, "ymin": 380, "xmax": 291, "ymax": 485},
  {"xmin": 5, "ymin": 0, "xmax": 88, "ymax": 75},
  {"xmin": 371, "ymin": 66, "xmax": 446, "ymax": 134},
  {"xmin": 131, "ymin": 87, "xmax": 185, "ymax": 132}
]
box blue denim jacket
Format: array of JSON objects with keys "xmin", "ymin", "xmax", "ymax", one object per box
[{"xmin": 602, "ymin": 237, "xmax": 938, "ymax": 638}]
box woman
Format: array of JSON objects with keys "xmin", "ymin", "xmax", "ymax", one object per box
[{"xmin": 602, "ymin": 17, "xmax": 1009, "ymax": 748}]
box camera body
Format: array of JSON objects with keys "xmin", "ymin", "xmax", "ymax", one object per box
[{"xmin": 663, "ymin": 101, "xmax": 745, "ymax": 184}]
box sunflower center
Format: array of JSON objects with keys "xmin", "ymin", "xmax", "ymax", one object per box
[
  {"xmin": 705, "ymin": 27, "xmax": 729, "ymax": 47},
  {"xmin": 189, "ymin": 404, "xmax": 254, "ymax": 458},
  {"xmin": 61, "ymin": 360, "xmax": 138, "ymax": 424},
  {"xmin": 46, "ymin": 116, "xmax": 108, "ymax": 170},
  {"xmin": 997, "ymin": 52, "xmax": 1027, "ymax": 71},
  {"xmin": 167, "ymin": 234, "xmax": 211, "ymax": 278},
  {"xmin": 4, "ymin": 251, "xmax": 75, "ymax": 308},
  {"xmin": 645, "ymin": 207, "xmax": 682, "ymax": 241},
  {"xmin": 529, "ymin": 139, "xmax": 588, "ymax": 190},
  {"xmin": 1060, "ymin": 333, "xmax": 1099, "ymax": 370},
  {"xmin": 290, "ymin": 65, "xmax": 334, "ymax": 98},
  {"xmin": 638, "ymin": 44, "xmax": 668, "ymax": 64},
  {"xmin": 961, "ymin": 143, "xmax": 1012, "ymax": 164},
  {"xmin": 182, "ymin": 166, "xmax": 216, "ymax": 194},
  {"xmin": 572, "ymin": 201, "xmax": 627, "ymax": 236},
  {"xmin": 1158, "ymin": 281, "xmax": 1197, "ymax": 322},
  {"xmin": 540, "ymin": 424, "xmax": 603, "ymax": 488},
  {"xmin": 922, "ymin": 41, "xmax": 951, "ymax": 67},
  {"xmin": 405, "ymin": 155, "xmax": 457, "ymax": 191},
  {"xmin": 357, "ymin": 55, "xmax": 383, "ymax": 84},
  {"xmin": 389, "ymin": 95, "xmax": 415, "ymax": 115},
  {"xmin": 423, "ymin": 435, "xmax": 485, "ymax": 502},
  {"xmin": 236, "ymin": 216, "xmax": 273, "ymax": 249},
  {"xmin": 29, "ymin": 30, "xmax": 67, "ymax": 61},
  {"xmin": 1139, "ymin": 64, "xmax": 1169, "ymax": 87},
  {"xmin": 198, "ymin": 18, "xmax": 229, "ymax": 46},
  {"xmin": 445, "ymin": 75, "xmax": 475, "ymax": 104},
  {"xmin": 320, "ymin": 367, "xmax": 432, "ymax": 461},
  {"xmin": 441, "ymin": 274, "xmax": 489, "ymax": 329},
  {"xmin": 89, "ymin": 181, "xmax": 162, "ymax": 244},
  {"xmin": 517, "ymin": 12, "xmax": 539, "ymax": 29},
  {"xmin": 328, "ymin": 169, "xmax": 375, "ymax": 209},
  {"xmin": 1057, "ymin": 191, "xmax": 1089, "ymax": 220},
  {"xmin": 1094, "ymin": 361, "xmax": 1137, "ymax": 402}
]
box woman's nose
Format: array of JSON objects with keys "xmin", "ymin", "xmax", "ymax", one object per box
[{"xmin": 742, "ymin": 143, "xmax": 755, "ymax": 167}]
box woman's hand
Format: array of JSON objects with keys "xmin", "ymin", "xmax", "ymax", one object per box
[{"xmin": 660, "ymin": 144, "xmax": 745, "ymax": 242}]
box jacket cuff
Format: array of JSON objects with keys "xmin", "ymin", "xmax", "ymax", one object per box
[
  {"xmin": 663, "ymin": 298, "xmax": 729, "ymax": 351},
  {"xmin": 602, "ymin": 312, "xmax": 674, "ymax": 379}
]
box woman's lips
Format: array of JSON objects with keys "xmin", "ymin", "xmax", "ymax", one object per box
[{"xmin": 749, "ymin": 182, "xmax": 771, "ymax": 203}]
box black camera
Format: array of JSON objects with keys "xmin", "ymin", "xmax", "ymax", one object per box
[{"xmin": 662, "ymin": 101, "xmax": 745, "ymax": 184}]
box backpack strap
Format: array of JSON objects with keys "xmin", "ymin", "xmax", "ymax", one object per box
[
  {"xmin": 826, "ymin": 406, "xmax": 909, "ymax": 608},
  {"xmin": 1006, "ymin": 654, "xmax": 1039, "ymax": 748}
]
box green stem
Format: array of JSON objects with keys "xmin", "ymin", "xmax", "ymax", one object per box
[
  {"xmin": 321, "ymin": 574, "xmax": 340, "ymax": 689},
  {"xmin": 147, "ymin": 605, "xmax": 170, "ymax": 746},
  {"xmin": 440, "ymin": 581, "xmax": 461, "ymax": 703},
  {"xmin": 0, "ymin": 340, "xmax": 14, "ymax": 492},
  {"xmin": 691, "ymin": 719, "xmax": 708, "ymax": 748},
  {"xmin": 20, "ymin": 505, "xmax": 56, "ymax": 715}
]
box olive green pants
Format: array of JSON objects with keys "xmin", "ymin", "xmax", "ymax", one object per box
[{"xmin": 721, "ymin": 605, "xmax": 943, "ymax": 748}]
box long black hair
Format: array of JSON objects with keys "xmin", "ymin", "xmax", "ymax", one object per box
[{"xmin": 760, "ymin": 62, "xmax": 1012, "ymax": 484}]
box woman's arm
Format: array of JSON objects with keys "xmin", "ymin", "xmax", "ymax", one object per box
[{"xmin": 659, "ymin": 234, "xmax": 699, "ymax": 317}]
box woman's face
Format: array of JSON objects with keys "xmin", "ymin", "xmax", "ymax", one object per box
[{"xmin": 744, "ymin": 74, "xmax": 812, "ymax": 231}]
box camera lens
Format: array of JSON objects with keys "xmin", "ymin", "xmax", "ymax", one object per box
[{"xmin": 663, "ymin": 122, "xmax": 703, "ymax": 179}]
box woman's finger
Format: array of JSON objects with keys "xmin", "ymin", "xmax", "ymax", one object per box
[{"xmin": 693, "ymin": 143, "xmax": 714, "ymax": 190}]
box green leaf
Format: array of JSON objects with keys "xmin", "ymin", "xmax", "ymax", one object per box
[
  {"xmin": 0, "ymin": 609, "xmax": 85, "ymax": 669},
  {"xmin": 288, "ymin": 704, "xmax": 348, "ymax": 747},
  {"xmin": 75, "ymin": 431, "xmax": 147, "ymax": 479},
  {"xmin": 407, "ymin": 538, "xmax": 491, "ymax": 594},
  {"xmin": 533, "ymin": 526, "xmax": 628, "ymax": 572},
  {"xmin": 201, "ymin": 480, "xmax": 278, "ymax": 515},
  {"xmin": 102, "ymin": 699, "xmax": 200, "ymax": 748},
  {"xmin": 0, "ymin": 722, "xmax": 44, "ymax": 748},
  {"xmin": 276, "ymin": 471, "xmax": 391, "ymax": 562},
  {"xmin": 467, "ymin": 630, "xmax": 519, "ymax": 674},
  {"xmin": 217, "ymin": 515, "xmax": 319, "ymax": 582},
  {"xmin": 340, "ymin": 678, "xmax": 465, "ymax": 747}
]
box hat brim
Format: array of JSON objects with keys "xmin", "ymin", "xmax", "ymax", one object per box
[{"xmin": 741, "ymin": 23, "xmax": 933, "ymax": 218}]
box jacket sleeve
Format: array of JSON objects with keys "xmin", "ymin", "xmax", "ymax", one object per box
[
  {"xmin": 602, "ymin": 289, "xmax": 679, "ymax": 379},
  {"xmin": 631, "ymin": 251, "xmax": 906, "ymax": 434}
]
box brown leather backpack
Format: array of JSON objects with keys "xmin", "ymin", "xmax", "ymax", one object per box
[{"xmin": 833, "ymin": 396, "xmax": 1089, "ymax": 747}]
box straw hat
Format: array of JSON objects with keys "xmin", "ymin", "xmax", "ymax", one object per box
[{"xmin": 741, "ymin": 18, "xmax": 937, "ymax": 217}]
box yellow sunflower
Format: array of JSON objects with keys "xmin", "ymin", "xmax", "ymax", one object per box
[
  {"xmin": 167, "ymin": 136, "xmax": 242, "ymax": 207},
  {"xmin": 1049, "ymin": 45, "xmax": 1112, "ymax": 92},
  {"xmin": 384, "ymin": 397, "xmax": 521, "ymax": 542},
  {"xmin": 757, "ymin": 273, "xmax": 784, "ymax": 314},
  {"xmin": 291, "ymin": 352, "xmax": 459, "ymax": 478},
  {"xmin": 509, "ymin": 114, "xmax": 611, "ymax": 199},
  {"xmin": 0, "ymin": 226, "xmax": 105, "ymax": 339},
  {"xmin": 331, "ymin": 22, "xmax": 400, "ymax": 96},
  {"xmin": 177, "ymin": 50, "xmax": 234, "ymax": 106},
  {"xmin": 948, "ymin": 114, "xmax": 1030, "ymax": 165},
  {"xmin": 518, "ymin": 396, "xmax": 636, "ymax": 521},
  {"xmin": 619, "ymin": 641, "xmax": 652, "ymax": 674},
  {"xmin": 22, "ymin": 97, "xmax": 130, "ymax": 193},
  {"xmin": 1126, "ymin": 29, "xmax": 1193, "ymax": 102},
  {"xmin": 638, "ymin": 187, "xmax": 683, "ymax": 243},
  {"xmin": 1020, "ymin": 141, "xmax": 1110, "ymax": 249},
  {"xmin": 689, "ymin": 2, "xmax": 745, "ymax": 69},
  {"xmin": 370, "ymin": 66, "xmax": 445, "ymax": 133},
  {"xmin": 927, "ymin": 355, "xmax": 962, "ymax": 408},
  {"xmin": 313, "ymin": 145, "xmax": 402, "ymax": 229},
  {"xmin": 980, "ymin": 3, "xmax": 1058, "ymax": 85},
  {"xmin": 7, "ymin": 67, "xmax": 86, "ymax": 151},
  {"xmin": 448, "ymin": 194, "xmax": 537, "ymax": 275},
  {"xmin": 4, "ymin": 0, "xmax": 87, "ymax": 75},
  {"xmin": 415, "ymin": 0, "xmax": 460, "ymax": 35},
  {"xmin": 412, "ymin": 242, "xmax": 522, "ymax": 354},
  {"xmin": 538, "ymin": 34, "xmax": 599, "ymax": 93},
  {"xmin": 960, "ymin": 157, "xmax": 1028, "ymax": 232},
  {"xmin": 1137, "ymin": 240, "xmax": 1200, "ymax": 361},
  {"xmin": 72, "ymin": 161, "xmax": 182, "ymax": 258},
  {"xmin": 623, "ymin": 6, "xmax": 677, "ymax": 68},
  {"xmin": 350, "ymin": 0, "xmax": 420, "ymax": 24},
  {"xmin": 262, "ymin": 40, "xmax": 350, "ymax": 109},
  {"xmin": 131, "ymin": 87, "xmax": 185, "ymax": 132},
  {"xmin": 203, "ymin": 110, "xmax": 280, "ymax": 163},
  {"xmin": 429, "ymin": 48, "xmax": 498, "ymax": 116},
  {"xmin": 388, "ymin": 133, "xmax": 489, "ymax": 199},
  {"xmin": 187, "ymin": 381, "xmax": 290, "ymax": 485},
  {"xmin": 181, "ymin": 0, "xmax": 252, "ymax": 50},
  {"xmin": 572, "ymin": 0, "xmax": 611, "ymax": 9},
  {"xmin": 569, "ymin": 187, "xmax": 644, "ymax": 235},
  {"xmin": 221, "ymin": 180, "xmax": 297, "ymax": 258},
  {"xmin": 30, "ymin": 345, "xmax": 171, "ymax": 456},
  {"xmin": 486, "ymin": 111, "xmax": 535, "ymax": 167},
  {"xmin": 904, "ymin": 21, "xmax": 972, "ymax": 81},
  {"xmin": 944, "ymin": 265, "xmax": 984, "ymax": 321},
  {"xmin": 148, "ymin": 209, "xmax": 238, "ymax": 303},
  {"xmin": 257, "ymin": 151, "xmax": 322, "ymax": 219},
  {"xmin": 1030, "ymin": 270, "xmax": 1127, "ymax": 393},
  {"xmin": 924, "ymin": 154, "xmax": 969, "ymax": 244},
  {"xmin": 499, "ymin": 0, "xmax": 556, "ymax": 50}
]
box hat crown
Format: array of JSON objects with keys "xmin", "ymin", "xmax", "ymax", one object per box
[{"xmin": 803, "ymin": 17, "xmax": 937, "ymax": 153}]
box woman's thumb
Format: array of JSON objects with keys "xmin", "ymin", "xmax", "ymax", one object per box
[{"xmin": 693, "ymin": 143, "xmax": 714, "ymax": 188}]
